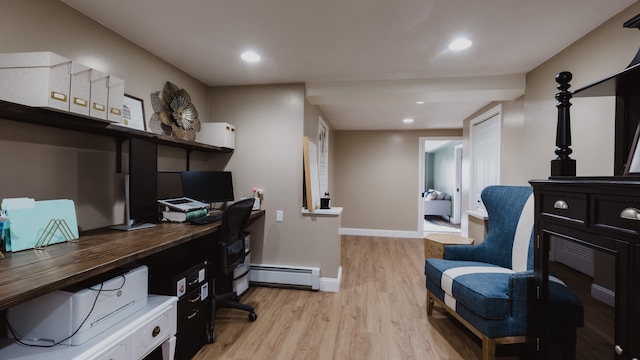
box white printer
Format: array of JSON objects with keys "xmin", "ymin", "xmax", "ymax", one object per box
[{"xmin": 7, "ymin": 265, "xmax": 148, "ymax": 346}]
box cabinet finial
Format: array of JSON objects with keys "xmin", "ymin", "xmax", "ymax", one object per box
[{"xmin": 551, "ymin": 71, "xmax": 576, "ymax": 176}]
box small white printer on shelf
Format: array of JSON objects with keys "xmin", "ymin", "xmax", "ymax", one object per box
[{"xmin": 7, "ymin": 265, "xmax": 148, "ymax": 346}]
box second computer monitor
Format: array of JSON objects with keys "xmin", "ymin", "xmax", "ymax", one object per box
[{"xmin": 180, "ymin": 171, "xmax": 235, "ymax": 204}]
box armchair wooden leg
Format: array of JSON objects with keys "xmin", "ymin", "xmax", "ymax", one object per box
[
  {"xmin": 426, "ymin": 290, "xmax": 434, "ymax": 315},
  {"xmin": 482, "ymin": 337, "xmax": 496, "ymax": 360}
]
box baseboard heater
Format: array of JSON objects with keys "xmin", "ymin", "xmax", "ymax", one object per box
[{"xmin": 249, "ymin": 264, "xmax": 320, "ymax": 290}]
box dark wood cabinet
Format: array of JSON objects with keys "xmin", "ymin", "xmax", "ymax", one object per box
[
  {"xmin": 531, "ymin": 178, "xmax": 640, "ymax": 359},
  {"xmin": 535, "ymin": 15, "xmax": 640, "ymax": 358}
]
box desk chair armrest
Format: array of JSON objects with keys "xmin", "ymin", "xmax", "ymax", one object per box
[
  {"xmin": 217, "ymin": 241, "xmax": 229, "ymax": 273},
  {"xmin": 217, "ymin": 238, "xmax": 246, "ymax": 273}
]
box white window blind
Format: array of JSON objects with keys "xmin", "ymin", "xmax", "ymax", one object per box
[{"xmin": 318, "ymin": 117, "xmax": 329, "ymax": 197}]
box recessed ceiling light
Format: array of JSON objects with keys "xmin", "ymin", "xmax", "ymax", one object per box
[
  {"xmin": 403, "ymin": 118, "xmax": 414, "ymax": 123},
  {"xmin": 241, "ymin": 51, "xmax": 261, "ymax": 62},
  {"xmin": 448, "ymin": 38, "xmax": 472, "ymax": 51},
  {"xmin": 416, "ymin": 101, "xmax": 424, "ymax": 104}
]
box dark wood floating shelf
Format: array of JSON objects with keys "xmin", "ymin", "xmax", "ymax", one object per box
[{"xmin": 0, "ymin": 99, "xmax": 233, "ymax": 153}]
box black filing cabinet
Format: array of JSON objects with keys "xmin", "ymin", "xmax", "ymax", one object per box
[{"xmin": 146, "ymin": 259, "xmax": 209, "ymax": 360}]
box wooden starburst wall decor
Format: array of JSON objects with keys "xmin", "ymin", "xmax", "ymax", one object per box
[{"xmin": 149, "ymin": 81, "xmax": 201, "ymax": 141}]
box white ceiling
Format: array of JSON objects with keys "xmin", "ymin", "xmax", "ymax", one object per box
[{"xmin": 61, "ymin": 0, "xmax": 636, "ymax": 130}]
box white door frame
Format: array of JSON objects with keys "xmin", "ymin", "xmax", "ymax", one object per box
[
  {"xmin": 452, "ymin": 144, "xmax": 463, "ymax": 224},
  {"xmin": 418, "ymin": 136, "xmax": 463, "ymax": 234}
]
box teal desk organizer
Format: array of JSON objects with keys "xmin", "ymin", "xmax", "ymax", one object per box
[{"xmin": 2, "ymin": 198, "xmax": 79, "ymax": 252}]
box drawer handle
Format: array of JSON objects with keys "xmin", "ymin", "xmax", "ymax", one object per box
[
  {"xmin": 186, "ymin": 309, "xmax": 199, "ymax": 320},
  {"xmin": 620, "ymin": 207, "xmax": 640, "ymax": 221},
  {"xmin": 615, "ymin": 344, "xmax": 624, "ymax": 355},
  {"xmin": 93, "ymin": 102, "xmax": 105, "ymax": 111},
  {"xmin": 50, "ymin": 91, "xmax": 67, "ymax": 102},
  {"xmin": 152, "ymin": 325, "xmax": 161, "ymax": 338},
  {"xmin": 188, "ymin": 278, "xmax": 199, "ymax": 286},
  {"xmin": 553, "ymin": 200, "xmax": 568, "ymax": 210},
  {"xmin": 188, "ymin": 294, "xmax": 201, "ymax": 303},
  {"xmin": 73, "ymin": 97, "xmax": 88, "ymax": 107}
]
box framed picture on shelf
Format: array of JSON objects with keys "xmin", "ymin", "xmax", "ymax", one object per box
[
  {"xmin": 625, "ymin": 122, "xmax": 640, "ymax": 174},
  {"xmin": 120, "ymin": 94, "xmax": 146, "ymax": 131}
]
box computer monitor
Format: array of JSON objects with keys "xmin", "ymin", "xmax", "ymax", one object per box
[
  {"xmin": 180, "ymin": 171, "xmax": 235, "ymax": 206},
  {"xmin": 157, "ymin": 171, "xmax": 183, "ymax": 200},
  {"xmin": 112, "ymin": 138, "xmax": 158, "ymax": 231}
]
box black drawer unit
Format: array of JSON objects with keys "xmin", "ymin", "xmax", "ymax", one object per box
[
  {"xmin": 145, "ymin": 260, "xmax": 209, "ymax": 360},
  {"xmin": 177, "ymin": 285, "xmax": 209, "ymax": 360}
]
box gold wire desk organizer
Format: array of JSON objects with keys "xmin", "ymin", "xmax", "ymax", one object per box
[{"xmin": 34, "ymin": 218, "xmax": 78, "ymax": 250}]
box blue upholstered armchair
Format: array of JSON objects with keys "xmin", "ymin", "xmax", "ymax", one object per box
[{"xmin": 425, "ymin": 185, "xmax": 583, "ymax": 360}]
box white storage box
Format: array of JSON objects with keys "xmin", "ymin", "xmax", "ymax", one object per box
[
  {"xmin": 7, "ymin": 265, "xmax": 149, "ymax": 346},
  {"xmin": 89, "ymin": 69, "xmax": 109, "ymax": 120},
  {"xmin": 233, "ymin": 252, "xmax": 251, "ymax": 279},
  {"xmin": 233, "ymin": 243, "xmax": 250, "ymax": 295},
  {"xmin": 233, "ymin": 233, "xmax": 250, "ymax": 279},
  {"xmin": 107, "ymin": 75, "xmax": 124, "ymax": 123},
  {"xmin": 0, "ymin": 51, "xmax": 72, "ymax": 111},
  {"xmin": 244, "ymin": 232, "xmax": 250, "ymax": 252},
  {"xmin": 69, "ymin": 62, "xmax": 91, "ymax": 116},
  {"xmin": 233, "ymin": 272, "xmax": 250, "ymax": 296},
  {"xmin": 198, "ymin": 122, "xmax": 235, "ymax": 149}
]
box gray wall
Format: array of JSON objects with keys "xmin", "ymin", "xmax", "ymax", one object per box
[
  {"xmin": 0, "ymin": 0, "xmax": 210, "ymax": 230},
  {"xmin": 207, "ymin": 84, "xmax": 340, "ymax": 278},
  {"xmin": 0, "ymin": 0, "xmax": 341, "ymax": 279},
  {"xmin": 457, "ymin": 3, "xmax": 640, "ymax": 293},
  {"xmin": 3, "ymin": 0, "xmax": 639, "ymax": 278},
  {"xmin": 424, "ymin": 153, "xmax": 434, "ymax": 190},
  {"xmin": 432, "ymin": 143, "xmax": 457, "ymax": 198},
  {"xmin": 334, "ymin": 129, "xmax": 462, "ymax": 232},
  {"xmin": 521, "ymin": 4, "xmax": 640, "ymax": 180}
]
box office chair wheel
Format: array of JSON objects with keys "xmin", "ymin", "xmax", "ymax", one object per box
[
  {"xmin": 248, "ymin": 312, "xmax": 257, "ymax": 321},
  {"xmin": 233, "ymin": 295, "xmax": 241, "ymax": 302}
]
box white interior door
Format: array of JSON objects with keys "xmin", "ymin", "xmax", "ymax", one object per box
[{"xmin": 471, "ymin": 108, "xmax": 501, "ymax": 212}]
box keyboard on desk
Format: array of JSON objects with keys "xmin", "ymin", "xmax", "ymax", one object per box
[{"xmin": 189, "ymin": 213, "xmax": 223, "ymax": 225}]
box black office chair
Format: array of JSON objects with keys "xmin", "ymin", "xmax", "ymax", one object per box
[{"xmin": 208, "ymin": 198, "xmax": 257, "ymax": 343}]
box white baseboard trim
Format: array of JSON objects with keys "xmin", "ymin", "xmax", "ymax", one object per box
[
  {"xmin": 339, "ymin": 227, "xmax": 419, "ymax": 238},
  {"xmin": 590, "ymin": 283, "xmax": 615, "ymax": 307},
  {"xmin": 320, "ymin": 266, "xmax": 342, "ymax": 292}
]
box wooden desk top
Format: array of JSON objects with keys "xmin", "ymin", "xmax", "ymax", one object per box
[{"xmin": 0, "ymin": 210, "xmax": 264, "ymax": 310}]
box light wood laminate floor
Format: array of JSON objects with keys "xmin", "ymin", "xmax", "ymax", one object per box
[{"xmin": 194, "ymin": 236, "xmax": 611, "ymax": 359}]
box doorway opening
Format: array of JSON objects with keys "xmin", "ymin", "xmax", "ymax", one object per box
[{"xmin": 419, "ymin": 137, "xmax": 462, "ymax": 235}]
